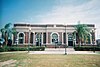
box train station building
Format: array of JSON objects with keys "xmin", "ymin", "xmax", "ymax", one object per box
[{"xmin": 13, "ymin": 24, "xmax": 96, "ymax": 47}]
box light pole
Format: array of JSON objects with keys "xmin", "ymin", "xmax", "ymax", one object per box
[
  {"xmin": 65, "ymin": 25, "xmax": 67, "ymax": 55},
  {"xmin": 28, "ymin": 25, "xmax": 31, "ymax": 52}
]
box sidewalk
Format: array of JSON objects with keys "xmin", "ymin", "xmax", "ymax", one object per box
[
  {"xmin": 0, "ymin": 51, "xmax": 27, "ymax": 54},
  {"xmin": 0, "ymin": 48, "xmax": 99, "ymax": 55},
  {"xmin": 29, "ymin": 48, "xmax": 99, "ymax": 54}
]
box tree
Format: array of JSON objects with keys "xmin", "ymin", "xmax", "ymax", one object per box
[
  {"xmin": 0, "ymin": 23, "xmax": 16, "ymax": 46},
  {"xmin": 74, "ymin": 23, "xmax": 90, "ymax": 46}
]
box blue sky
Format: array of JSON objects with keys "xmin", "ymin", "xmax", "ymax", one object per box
[
  {"xmin": 1, "ymin": 0, "xmax": 56, "ymax": 26},
  {"xmin": 0, "ymin": 0, "xmax": 100, "ymax": 39}
]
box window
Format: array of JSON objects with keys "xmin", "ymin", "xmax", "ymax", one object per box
[
  {"xmin": 19, "ymin": 33, "xmax": 24, "ymax": 44},
  {"xmin": 52, "ymin": 33, "xmax": 58, "ymax": 44}
]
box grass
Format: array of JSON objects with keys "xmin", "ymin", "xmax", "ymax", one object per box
[{"xmin": 0, "ymin": 53, "xmax": 100, "ymax": 67}]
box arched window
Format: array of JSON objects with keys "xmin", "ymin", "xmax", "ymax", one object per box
[
  {"xmin": 19, "ymin": 33, "xmax": 24, "ymax": 44},
  {"xmin": 52, "ymin": 33, "xmax": 58, "ymax": 44}
]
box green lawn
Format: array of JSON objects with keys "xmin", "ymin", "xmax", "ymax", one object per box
[{"xmin": 0, "ymin": 53, "xmax": 100, "ymax": 67}]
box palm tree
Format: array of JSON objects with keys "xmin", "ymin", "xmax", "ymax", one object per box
[
  {"xmin": 74, "ymin": 23, "xmax": 90, "ymax": 46},
  {"xmin": 0, "ymin": 23, "xmax": 16, "ymax": 46},
  {"xmin": 0, "ymin": 28, "xmax": 5, "ymax": 39}
]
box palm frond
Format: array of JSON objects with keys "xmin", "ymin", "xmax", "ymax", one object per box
[
  {"xmin": 12, "ymin": 28, "xmax": 17, "ymax": 35},
  {"xmin": 4, "ymin": 23, "xmax": 12, "ymax": 29},
  {"xmin": 74, "ymin": 23, "xmax": 90, "ymax": 46}
]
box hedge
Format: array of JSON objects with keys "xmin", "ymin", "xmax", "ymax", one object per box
[
  {"xmin": 74, "ymin": 46, "xmax": 100, "ymax": 51},
  {"xmin": 29, "ymin": 47, "xmax": 45, "ymax": 51},
  {"xmin": 0, "ymin": 46, "xmax": 45, "ymax": 52}
]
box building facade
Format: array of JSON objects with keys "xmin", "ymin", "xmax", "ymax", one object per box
[{"xmin": 12, "ymin": 24, "xmax": 96, "ymax": 47}]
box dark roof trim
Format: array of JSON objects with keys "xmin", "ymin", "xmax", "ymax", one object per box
[{"xmin": 14, "ymin": 24, "xmax": 95, "ymax": 27}]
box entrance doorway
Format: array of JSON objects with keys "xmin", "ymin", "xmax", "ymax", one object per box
[
  {"xmin": 35, "ymin": 33, "xmax": 42, "ymax": 46},
  {"xmin": 68, "ymin": 33, "xmax": 73, "ymax": 46},
  {"xmin": 18, "ymin": 33, "xmax": 24, "ymax": 44},
  {"xmin": 51, "ymin": 33, "xmax": 58, "ymax": 44}
]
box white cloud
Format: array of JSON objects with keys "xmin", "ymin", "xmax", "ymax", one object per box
[
  {"xmin": 35, "ymin": 0, "xmax": 100, "ymax": 39},
  {"xmin": 37, "ymin": 0, "xmax": 99, "ymax": 23}
]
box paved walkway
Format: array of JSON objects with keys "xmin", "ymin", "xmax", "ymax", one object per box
[
  {"xmin": 29, "ymin": 48, "xmax": 99, "ymax": 54},
  {"xmin": 0, "ymin": 48, "xmax": 99, "ymax": 54}
]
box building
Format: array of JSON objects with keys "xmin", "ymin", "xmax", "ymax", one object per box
[{"xmin": 12, "ymin": 24, "xmax": 96, "ymax": 47}]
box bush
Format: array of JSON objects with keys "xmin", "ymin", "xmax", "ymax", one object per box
[
  {"xmin": 0, "ymin": 47, "xmax": 5, "ymax": 52},
  {"xmin": 29, "ymin": 46, "xmax": 45, "ymax": 51},
  {"xmin": 74, "ymin": 46, "xmax": 100, "ymax": 51},
  {"xmin": 8, "ymin": 47, "xmax": 28, "ymax": 51},
  {"xmin": 0, "ymin": 46, "xmax": 45, "ymax": 52}
]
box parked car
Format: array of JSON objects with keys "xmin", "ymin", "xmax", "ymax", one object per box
[{"xmin": 0, "ymin": 38, "xmax": 5, "ymax": 45}]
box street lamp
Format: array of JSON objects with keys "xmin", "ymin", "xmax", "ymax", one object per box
[
  {"xmin": 65, "ymin": 25, "xmax": 67, "ymax": 55},
  {"xmin": 28, "ymin": 26, "xmax": 31, "ymax": 52}
]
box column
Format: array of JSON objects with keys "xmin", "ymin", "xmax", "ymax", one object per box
[
  {"xmin": 33, "ymin": 32, "xmax": 35, "ymax": 45},
  {"xmin": 66, "ymin": 33, "xmax": 68, "ymax": 46},
  {"xmin": 92, "ymin": 29, "xmax": 96, "ymax": 45},
  {"xmin": 46, "ymin": 32, "xmax": 48, "ymax": 45},
  {"xmin": 41, "ymin": 32, "xmax": 43, "ymax": 45},
  {"xmin": 32, "ymin": 33, "xmax": 34, "ymax": 45},
  {"xmin": 28, "ymin": 32, "xmax": 30, "ymax": 45},
  {"xmin": 90, "ymin": 34, "xmax": 92, "ymax": 44},
  {"xmin": 94, "ymin": 33, "xmax": 96, "ymax": 45},
  {"xmin": 75, "ymin": 33, "xmax": 76, "ymax": 45},
  {"xmin": 39, "ymin": 33, "xmax": 40, "ymax": 46},
  {"xmin": 62, "ymin": 32, "xmax": 63, "ymax": 44},
  {"xmin": 12, "ymin": 34, "xmax": 13, "ymax": 45}
]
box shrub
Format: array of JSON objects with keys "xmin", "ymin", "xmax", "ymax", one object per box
[
  {"xmin": 0, "ymin": 46, "xmax": 45, "ymax": 52},
  {"xmin": 8, "ymin": 47, "xmax": 28, "ymax": 51},
  {"xmin": 74, "ymin": 46, "xmax": 100, "ymax": 51},
  {"xmin": 0, "ymin": 47, "xmax": 5, "ymax": 52},
  {"xmin": 29, "ymin": 46, "xmax": 45, "ymax": 51}
]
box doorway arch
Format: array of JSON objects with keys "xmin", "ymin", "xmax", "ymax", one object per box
[
  {"xmin": 51, "ymin": 32, "xmax": 59, "ymax": 44},
  {"xmin": 18, "ymin": 32, "xmax": 25, "ymax": 44}
]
